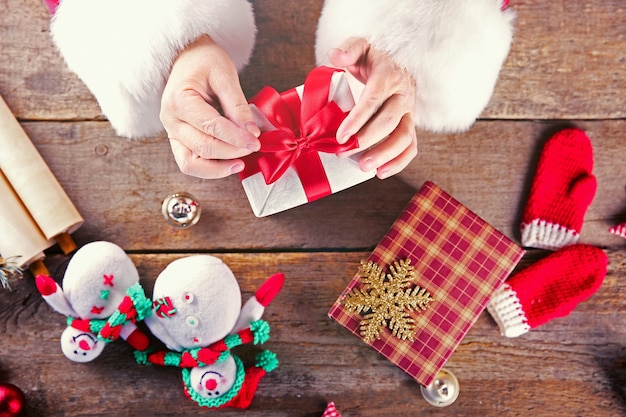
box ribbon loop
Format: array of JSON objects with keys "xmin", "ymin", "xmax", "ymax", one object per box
[{"xmin": 241, "ymin": 67, "xmax": 359, "ymax": 202}]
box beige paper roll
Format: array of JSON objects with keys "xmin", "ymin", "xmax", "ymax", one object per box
[
  {"xmin": 0, "ymin": 170, "xmax": 54, "ymax": 268},
  {"xmin": 0, "ymin": 94, "xmax": 84, "ymax": 240}
]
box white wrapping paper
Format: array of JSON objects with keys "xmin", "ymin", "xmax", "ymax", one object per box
[{"xmin": 241, "ymin": 71, "xmax": 375, "ymax": 217}]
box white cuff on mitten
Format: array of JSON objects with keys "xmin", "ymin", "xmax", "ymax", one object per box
[
  {"xmin": 521, "ymin": 218, "xmax": 580, "ymax": 250},
  {"xmin": 315, "ymin": 0, "xmax": 515, "ymax": 133},
  {"xmin": 486, "ymin": 283, "xmax": 531, "ymax": 338},
  {"xmin": 51, "ymin": 0, "xmax": 256, "ymax": 138}
]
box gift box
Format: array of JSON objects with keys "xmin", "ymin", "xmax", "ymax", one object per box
[
  {"xmin": 240, "ymin": 66, "xmax": 375, "ymax": 217},
  {"xmin": 329, "ymin": 181, "xmax": 524, "ymax": 386}
]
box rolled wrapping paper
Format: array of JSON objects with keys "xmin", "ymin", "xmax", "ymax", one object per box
[
  {"xmin": 0, "ymin": 170, "xmax": 53, "ymax": 272},
  {"xmin": 0, "ymin": 95, "xmax": 83, "ymax": 251}
]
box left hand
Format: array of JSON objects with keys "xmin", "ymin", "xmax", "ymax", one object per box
[{"xmin": 328, "ymin": 37, "xmax": 418, "ymax": 179}]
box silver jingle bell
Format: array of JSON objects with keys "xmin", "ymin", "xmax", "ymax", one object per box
[
  {"xmin": 162, "ymin": 192, "xmax": 201, "ymax": 228},
  {"xmin": 420, "ymin": 368, "xmax": 460, "ymax": 407}
]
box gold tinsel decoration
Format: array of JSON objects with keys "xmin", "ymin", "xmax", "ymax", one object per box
[
  {"xmin": 0, "ymin": 256, "xmax": 23, "ymax": 290},
  {"xmin": 342, "ymin": 259, "xmax": 433, "ymax": 343}
]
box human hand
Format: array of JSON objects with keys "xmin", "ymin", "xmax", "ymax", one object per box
[
  {"xmin": 328, "ymin": 38, "xmax": 418, "ymax": 179},
  {"xmin": 160, "ymin": 35, "xmax": 261, "ymax": 179}
]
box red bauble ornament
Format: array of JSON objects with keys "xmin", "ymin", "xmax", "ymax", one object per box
[{"xmin": 0, "ymin": 383, "xmax": 25, "ymax": 417}]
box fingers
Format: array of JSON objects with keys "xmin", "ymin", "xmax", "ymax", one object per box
[
  {"xmin": 212, "ymin": 74, "xmax": 262, "ymax": 138},
  {"xmin": 162, "ymin": 83, "xmax": 260, "ymax": 153},
  {"xmin": 186, "ymin": 96, "xmax": 260, "ymax": 152},
  {"xmin": 160, "ymin": 35, "xmax": 262, "ymax": 179},
  {"xmin": 353, "ymin": 89, "xmax": 413, "ymax": 150},
  {"xmin": 329, "ymin": 39, "xmax": 377, "ymax": 144},
  {"xmin": 163, "ymin": 89, "xmax": 259, "ymax": 179},
  {"xmin": 328, "ymin": 38, "xmax": 369, "ymax": 70},
  {"xmin": 340, "ymin": 66, "xmax": 413, "ymax": 144},
  {"xmin": 328, "ymin": 37, "xmax": 418, "ymax": 179},
  {"xmin": 169, "ymin": 138, "xmax": 245, "ymax": 179},
  {"xmin": 358, "ymin": 114, "xmax": 418, "ymax": 180}
]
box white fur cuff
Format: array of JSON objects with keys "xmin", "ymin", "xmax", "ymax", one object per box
[
  {"xmin": 51, "ymin": 0, "xmax": 257, "ymax": 138},
  {"xmin": 315, "ymin": 0, "xmax": 515, "ymax": 133}
]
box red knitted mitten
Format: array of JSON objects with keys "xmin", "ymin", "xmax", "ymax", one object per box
[
  {"xmin": 487, "ymin": 244, "xmax": 608, "ymax": 337},
  {"xmin": 521, "ymin": 128, "xmax": 597, "ymax": 250}
]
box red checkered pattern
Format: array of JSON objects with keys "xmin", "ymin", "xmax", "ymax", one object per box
[{"xmin": 329, "ymin": 181, "xmax": 524, "ymax": 386}]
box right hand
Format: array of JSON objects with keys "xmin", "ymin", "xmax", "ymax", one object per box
[{"xmin": 160, "ymin": 35, "xmax": 261, "ymax": 179}]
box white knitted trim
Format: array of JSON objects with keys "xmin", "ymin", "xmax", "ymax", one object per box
[
  {"xmin": 520, "ymin": 219, "xmax": 579, "ymax": 250},
  {"xmin": 486, "ymin": 283, "xmax": 530, "ymax": 338}
]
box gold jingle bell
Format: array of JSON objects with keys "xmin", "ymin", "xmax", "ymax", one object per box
[{"xmin": 420, "ymin": 368, "xmax": 460, "ymax": 407}]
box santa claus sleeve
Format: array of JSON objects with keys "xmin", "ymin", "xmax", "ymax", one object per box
[
  {"xmin": 314, "ymin": 0, "xmax": 515, "ymax": 133},
  {"xmin": 48, "ymin": 0, "xmax": 256, "ymax": 138}
]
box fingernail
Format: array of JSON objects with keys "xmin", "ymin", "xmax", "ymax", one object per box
[
  {"xmin": 246, "ymin": 141, "xmax": 260, "ymax": 152},
  {"xmin": 378, "ymin": 167, "xmax": 391, "ymax": 179},
  {"xmin": 362, "ymin": 158, "xmax": 376, "ymax": 172},
  {"xmin": 330, "ymin": 47, "xmax": 348, "ymax": 56},
  {"xmin": 337, "ymin": 132, "xmax": 351, "ymax": 144},
  {"xmin": 230, "ymin": 162, "xmax": 244, "ymax": 174},
  {"xmin": 245, "ymin": 121, "xmax": 261, "ymax": 137}
]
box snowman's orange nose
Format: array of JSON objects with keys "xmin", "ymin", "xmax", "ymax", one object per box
[{"xmin": 205, "ymin": 379, "xmax": 218, "ymax": 391}]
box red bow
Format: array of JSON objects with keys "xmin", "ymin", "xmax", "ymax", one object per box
[{"xmin": 241, "ymin": 66, "xmax": 359, "ymax": 202}]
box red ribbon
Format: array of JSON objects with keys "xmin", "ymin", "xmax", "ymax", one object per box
[{"xmin": 240, "ymin": 66, "xmax": 359, "ymax": 202}]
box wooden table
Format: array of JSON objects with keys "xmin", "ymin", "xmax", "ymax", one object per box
[{"xmin": 1, "ymin": 1, "xmax": 625, "ymax": 416}]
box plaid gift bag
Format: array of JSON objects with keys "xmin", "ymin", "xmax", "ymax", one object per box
[{"xmin": 329, "ymin": 181, "xmax": 524, "ymax": 386}]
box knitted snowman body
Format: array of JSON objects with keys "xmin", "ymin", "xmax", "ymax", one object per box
[
  {"xmin": 37, "ymin": 241, "xmax": 151, "ymax": 362},
  {"xmin": 139, "ymin": 255, "xmax": 283, "ymax": 408}
]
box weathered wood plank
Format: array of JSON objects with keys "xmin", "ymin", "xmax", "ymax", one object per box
[
  {"xmin": 0, "ymin": 0, "xmax": 624, "ymax": 121},
  {"xmin": 1, "ymin": 251, "xmax": 625, "ymax": 417},
  {"xmin": 15, "ymin": 119, "xmax": 626, "ymax": 252},
  {"xmin": 1, "ymin": 1, "xmax": 625, "ymax": 416},
  {"xmin": 492, "ymin": 1, "xmax": 626, "ymax": 120}
]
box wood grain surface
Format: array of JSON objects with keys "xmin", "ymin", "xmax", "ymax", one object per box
[{"xmin": 1, "ymin": 1, "xmax": 625, "ymax": 416}]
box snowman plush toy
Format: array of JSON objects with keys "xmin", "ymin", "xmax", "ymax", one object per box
[
  {"xmin": 135, "ymin": 254, "xmax": 283, "ymax": 409},
  {"xmin": 36, "ymin": 241, "xmax": 152, "ymax": 362}
]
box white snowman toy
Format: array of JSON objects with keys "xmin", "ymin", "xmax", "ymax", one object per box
[
  {"xmin": 135, "ymin": 254, "xmax": 283, "ymax": 409},
  {"xmin": 36, "ymin": 241, "xmax": 152, "ymax": 362}
]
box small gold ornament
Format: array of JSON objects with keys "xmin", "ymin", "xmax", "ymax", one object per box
[{"xmin": 342, "ymin": 259, "xmax": 433, "ymax": 343}]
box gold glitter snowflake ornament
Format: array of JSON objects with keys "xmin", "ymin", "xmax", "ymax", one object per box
[{"xmin": 342, "ymin": 259, "xmax": 433, "ymax": 343}]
